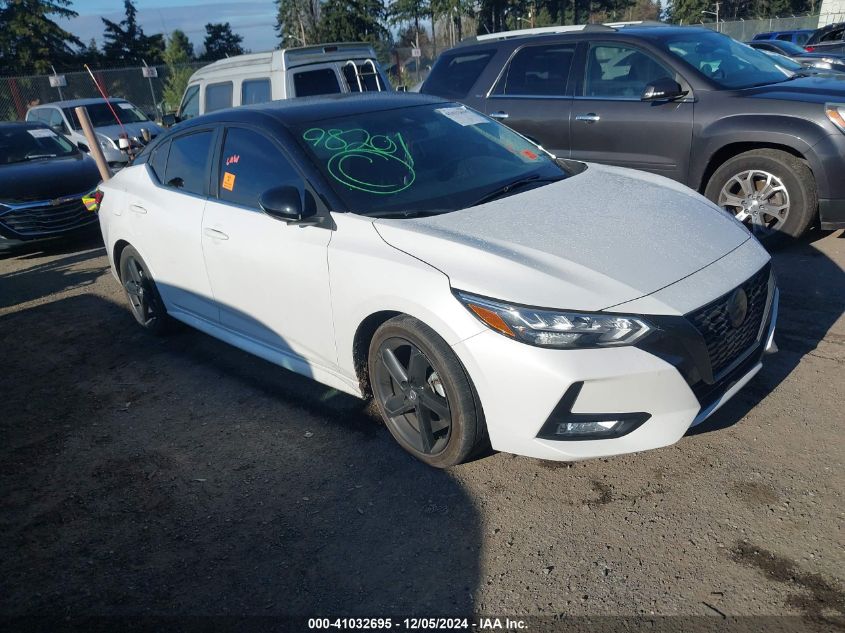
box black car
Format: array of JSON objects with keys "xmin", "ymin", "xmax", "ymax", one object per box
[
  {"xmin": 421, "ymin": 25, "xmax": 845, "ymax": 243},
  {"xmin": 747, "ymin": 39, "xmax": 845, "ymax": 74},
  {"xmin": 0, "ymin": 122, "xmax": 102, "ymax": 250},
  {"xmin": 805, "ymin": 21, "xmax": 845, "ymax": 55}
]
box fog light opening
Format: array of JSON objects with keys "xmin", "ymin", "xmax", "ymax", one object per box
[{"xmin": 556, "ymin": 420, "xmax": 622, "ymax": 437}]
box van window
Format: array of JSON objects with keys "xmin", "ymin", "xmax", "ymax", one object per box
[
  {"xmin": 164, "ymin": 131, "xmax": 214, "ymax": 195},
  {"xmin": 205, "ymin": 82, "xmax": 233, "ymax": 113},
  {"xmin": 242, "ymin": 79, "xmax": 272, "ymax": 105},
  {"xmin": 292, "ymin": 68, "xmax": 341, "ymax": 97},
  {"xmin": 179, "ymin": 85, "xmax": 200, "ymax": 119},
  {"xmin": 342, "ymin": 63, "xmax": 382, "ymax": 92}
]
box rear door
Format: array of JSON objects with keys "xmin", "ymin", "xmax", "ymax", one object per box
[
  {"xmin": 568, "ymin": 41, "xmax": 694, "ymax": 183},
  {"xmin": 482, "ymin": 42, "xmax": 577, "ymax": 157}
]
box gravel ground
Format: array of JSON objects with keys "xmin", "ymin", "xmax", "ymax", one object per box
[{"xmin": 0, "ymin": 229, "xmax": 843, "ymax": 629}]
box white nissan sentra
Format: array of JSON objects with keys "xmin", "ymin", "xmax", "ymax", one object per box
[{"xmin": 97, "ymin": 93, "xmax": 778, "ymax": 468}]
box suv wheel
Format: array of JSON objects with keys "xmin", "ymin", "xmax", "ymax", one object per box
[{"xmin": 705, "ymin": 149, "xmax": 817, "ymax": 245}]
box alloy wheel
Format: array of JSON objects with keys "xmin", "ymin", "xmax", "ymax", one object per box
[
  {"xmin": 718, "ymin": 169, "xmax": 790, "ymax": 237},
  {"xmin": 123, "ymin": 255, "xmax": 160, "ymax": 326}
]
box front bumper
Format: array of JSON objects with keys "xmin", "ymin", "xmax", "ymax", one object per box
[{"xmin": 451, "ymin": 275, "xmax": 778, "ymax": 462}]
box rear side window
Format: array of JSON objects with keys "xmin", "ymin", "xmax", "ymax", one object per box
[
  {"xmin": 218, "ymin": 127, "xmax": 302, "ymax": 208},
  {"xmin": 242, "ymin": 79, "xmax": 271, "ymax": 105},
  {"xmin": 180, "ymin": 85, "xmax": 200, "ymax": 119},
  {"xmin": 423, "ymin": 49, "xmax": 496, "ymax": 99},
  {"xmin": 494, "ymin": 44, "xmax": 575, "ymax": 96},
  {"xmin": 205, "ymin": 82, "xmax": 233, "ymax": 113},
  {"xmin": 148, "ymin": 140, "xmax": 170, "ymax": 183},
  {"xmin": 775, "ymin": 33, "xmax": 793, "ymax": 41},
  {"xmin": 293, "ymin": 68, "xmax": 341, "ymax": 97},
  {"xmin": 164, "ymin": 131, "xmax": 214, "ymax": 195},
  {"xmin": 820, "ymin": 27, "xmax": 845, "ymax": 42}
]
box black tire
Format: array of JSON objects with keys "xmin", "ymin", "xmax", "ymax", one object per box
[
  {"xmin": 704, "ymin": 149, "xmax": 817, "ymax": 247},
  {"xmin": 368, "ymin": 315, "xmax": 487, "ymax": 468},
  {"xmin": 118, "ymin": 245, "xmax": 174, "ymax": 335}
]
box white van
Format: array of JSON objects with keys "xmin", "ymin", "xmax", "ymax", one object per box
[{"xmin": 171, "ymin": 43, "xmax": 391, "ymax": 122}]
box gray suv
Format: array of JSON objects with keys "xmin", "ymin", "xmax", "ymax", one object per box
[{"xmin": 421, "ymin": 25, "xmax": 845, "ymax": 242}]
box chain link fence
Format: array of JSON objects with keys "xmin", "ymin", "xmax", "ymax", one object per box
[
  {"xmin": 698, "ymin": 12, "xmax": 845, "ymax": 41},
  {"xmin": 0, "ymin": 62, "xmax": 205, "ymax": 123}
]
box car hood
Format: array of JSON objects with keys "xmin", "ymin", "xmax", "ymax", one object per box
[
  {"xmin": 95, "ymin": 121, "xmax": 164, "ymax": 141},
  {"xmin": 373, "ymin": 163, "xmax": 751, "ymax": 312},
  {"xmin": 0, "ymin": 153, "xmax": 101, "ymax": 203},
  {"xmin": 741, "ymin": 74, "xmax": 845, "ymax": 102}
]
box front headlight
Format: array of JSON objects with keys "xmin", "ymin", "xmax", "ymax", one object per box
[
  {"xmin": 455, "ymin": 291, "xmax": 652, "ymax": 349},
  {"xmin": 825, "ymin": 103, "xmax": 845, "ymax": 133},
  {"xmin": 96, "ymin": 135, "xmax": 114, "ymax": 150}
]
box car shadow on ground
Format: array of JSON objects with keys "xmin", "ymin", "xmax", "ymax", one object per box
[
  {"xmin": 0, "ymin": 292, "xmax": 481, "ymax": 618},
  {"xmin": 688, "ymin": 230, "xmax": 845, "ymax": 436}
]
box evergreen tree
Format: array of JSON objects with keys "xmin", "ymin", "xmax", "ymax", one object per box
[
  {"xmin": 0, "ymin": 0, "xmax": 82, "ymax": 74},
  {"xmin": 201, "ymin": 22, "xmax": 244, "ymax": 61},
  {"xmin": 101, "ymin": 0, "xmax": 164, "ymax": 66},
  {"xmin": 320, "ymin": 0, "xmax": 389, "ymax": 43},
  {"xmin": 162, "ymin": 30, "xmax": 193, "ymax": 112},
  {"xmin": 275, "ymin": 0, "xmax": 321, "ymax": 47}
]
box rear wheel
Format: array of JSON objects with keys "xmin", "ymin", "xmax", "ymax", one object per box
[
  {"xmin": 705, "ymin": 149, "xmax": 817, "ymax": 246},
  {"xmin": 368, "ymin": 315, "xmax": 486, "ymax": 468},
  {"xmin": 118, "ymin": 245, "xmax": 173, "ymax": 335}
]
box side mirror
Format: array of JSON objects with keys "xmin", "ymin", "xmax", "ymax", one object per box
[
  {"xmin": 258, "ymin": 186, "xmax": 316, "ymax": 224},
  {"xmin": 161, "ymin": 113, "xmax": 178, "ymax": 127},
  {"xmin": 641, "ymin": 78, "xmax": 688, "ymax": 101}
]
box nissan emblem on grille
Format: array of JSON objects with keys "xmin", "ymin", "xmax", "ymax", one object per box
[{"xmin": 727, "ymin": 288, "xmax": 749, "ymax": 328}]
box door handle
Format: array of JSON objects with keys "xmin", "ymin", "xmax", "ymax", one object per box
[
  {"xmin": 203, "ymin": 227, "xmax": 229, "ymax": 241},
  {"xmin": 575, "ymin": 113, "xmax": 601, "ymax": 123},
  {"xmin": 129, "ymin": 204, "xmax": 147, "ymax": 214},
  {"xmin": 490, "ymin": 111, "xmax": 509, "ymax": 120}
]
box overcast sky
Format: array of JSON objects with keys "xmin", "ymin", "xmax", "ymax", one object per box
[{"xmin": 59, "ymin": 0, "xmax": 280, "ymax": 53}]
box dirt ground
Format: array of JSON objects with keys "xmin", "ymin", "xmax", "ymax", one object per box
[{"xmin": 0, "ymin": 228, "xmax": 843, "ymax": 629}]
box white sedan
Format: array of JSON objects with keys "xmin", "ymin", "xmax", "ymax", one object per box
[{"xmin": 97, "ymin": 93, "xmax": 778, "ymax": 468}]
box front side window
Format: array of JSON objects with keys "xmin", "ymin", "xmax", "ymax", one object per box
[
  {"xmin": 205, "ymin": 82, "xmax": 233, "ymax": 113},
  {"xmin": 242, "ymin": 79, "xmax": 272, "ymax": 105},
  {"xmin": 495, "ymin": 44, "xmax": 576, "ymax": 96},
  {"xmin": 423, "ymin": 49, "xmax": 496, "ymax": 99},
  {"xmin": 163, "ymin": 131, "xmax": 213, "ymax": 195},
  {"xmin": 218, "ymin": 127, "xmax": 301, "ymax": 208},
  {"xmin": 662, "ymin": 31, "xmax": 792, "ymax": 89},
  {"xmin": 293, "ymin": 68, "xmax": 341, "ymax": 97},
  {"xmin": 180, "ymin": 85, "xmax": 200, "ymax": 119},
  {"xmin": 584, "ymin": 44, "xmax": 674, "ymax": 99},
  {"xmin": 295, "ymin": 103, "xmax": 567, "ymax": 216}
]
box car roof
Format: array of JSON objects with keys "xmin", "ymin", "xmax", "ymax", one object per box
[
  {"xmin": 30, "ymin": 97, "xmax": 128, "ymax": 108},
  {"xmin": 176, "ymin": 92, "xmax": 450, "ymax": 129}
]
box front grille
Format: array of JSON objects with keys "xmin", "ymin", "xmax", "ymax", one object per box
[
  {"xmin": 0, "ymin": 199, "xmax": 97, "ymax": 238},
  {"xmin": 688, "ymin": 264, "xmax": 771, "ymax": 378}
]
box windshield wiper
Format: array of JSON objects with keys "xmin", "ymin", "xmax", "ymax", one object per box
[
  {"xmin": 368, "ymin": 209, "xmax": 451, "ymax": 219},
  {"xmin": 471, "ymin": 175, "xmax": 561, "ymax": 207},
  {"xmin": 25, "ymin": 154, "xmax": 57, "ymax": 160}
]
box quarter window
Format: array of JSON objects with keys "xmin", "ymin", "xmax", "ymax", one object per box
[
  {"xmin": 163, "ymin": 131, "xmax": 214, "ymax": 195},
  {"xmin": 496, "ymin": 44, "xmax": 576, "ymax": 96},
  {"xmin": 180, "ymin": 85, "xmax": 200, "ymax": 119},
  {"xmin": 205, "ymin": 82, "xmax": 233, "ymax": 113},
  {"xmin": 148, "ymin": 140, "xmax": 170, "ymax": 183},
  {"xmin": 242, "ymin": 78, "xmax": 271, "ymax": 105},
  {"xmin": 218, "ymin": 127, "xmax": 302, "ymax": 208},
  {"xmin": 423, "ymin": 49, "xmax": 496, "ymax": 99},
  {"xmin": 293, "ymin": 68, "xmax": 341, "ymax": 97},
  {"xmin": 584, "ymin": 44, "xmax": 674, "ymax": 99}
]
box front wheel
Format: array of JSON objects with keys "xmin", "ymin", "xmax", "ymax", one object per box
[
  {"xmin": 368, "ymin": 315, "xmax": 487, "ymax": 468},
  {"xmin": 704, "ymin": 149, "xmax": 817, "ymax": 246}
]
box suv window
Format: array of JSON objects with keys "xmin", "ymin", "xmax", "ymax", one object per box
[
  {"xmin": 218, "ymin": 127, "xmax": 302, "ymax": 208},
  {"xmin": 206, "ymin": 82, "xmax": 233, "ymax": 113},
  {"xmin": 820, "ymin": 26, "xmax": 845, "ymax": 42},
  {"xmin": 148, "ymin": 139, "xmax": 170, "ymax": 183},
  {"xmin": 180, "ymin": 85, "xmax": 200, "ymax": 119},
  {"xmin": 164, "ymin": 131, "xmax": 213, "ymax": 195},
  {"xmin": 584, "ymin": 44, "xmax": 674, "ymax": 99},
  {"xmin": 293, "ymin": 68, "xmax": 341, "ymax": 97},
  {"xmin": 242, "ymin": 79, "xmax": 271, "ymax": 105},
  {"xmin": 423, "ymin": 49, "xmax": 496, "ymax": 99},
  {"xmin": 495, "ymin": 43, "xmax": 575, "ymax": 96}
]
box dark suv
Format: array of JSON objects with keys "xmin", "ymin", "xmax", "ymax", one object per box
[
  {"xmin": 806, "ymin": 22, "xmax": 845, "ymax": 55},
  {"xmin": 421, "ymin": 25, "xmax": 845, "ymax": 242}
]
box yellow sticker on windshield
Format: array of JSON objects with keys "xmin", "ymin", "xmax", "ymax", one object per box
[{"xmin": 222, "ymin": 172, "xmax": 235, "ymax": 191}]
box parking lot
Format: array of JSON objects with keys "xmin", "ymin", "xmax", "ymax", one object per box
[{"xmin": 0, "ymin": 228, "xmax": 842, "ymax": 625}]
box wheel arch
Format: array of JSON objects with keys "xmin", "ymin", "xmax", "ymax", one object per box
[
  {"xmin": 696, "ymin": 141, "xmax": 811, "ymax": 194},
  {"xmin": 113, "ymin": 239, "xmax": 132, "ymax": 280},
  {"xmin": 351, "ymin": 310, "xmax": 403, "ymax": 397}
]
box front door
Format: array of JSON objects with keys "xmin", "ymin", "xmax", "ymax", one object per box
[
  {"xmin": 200, "ymin": 125, "xmax": 336, "ymax": 371},
  {"xmin": 484, "ymin": 42, "xmax": 577, "ymax": 157},
  {"xmin": 568, "ymin": 42, "xmax": 694, "ymax": 183}
]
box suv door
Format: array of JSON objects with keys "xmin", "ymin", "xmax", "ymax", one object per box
[
  {"xmin": 568, "ymin": 42, "xmax": 694, "ymax": 182},
  {"xmin": 483, "ymin": 42, "xmax": 577, "ymax": 157},
  {"xmin": 127, "ymin": 129, "xmax": 219, "ymax": 322},
  {"xmin": 200, "ymin": 125, "xmax": 336, "ymax": 369}
]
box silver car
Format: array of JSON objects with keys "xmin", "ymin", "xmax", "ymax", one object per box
[{"xmin": 26, "ymin": 98, "xmax": 163, "ymax": 168}]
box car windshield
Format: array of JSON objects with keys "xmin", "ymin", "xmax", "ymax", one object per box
[
  {"xmin": 64, "ymin": 101, "xmax": 149, "ymax": 130},
  {"xmin": 0, "ymin": 126, "xmax": 78, "ymax": 165},
  {"xmin": 294, "ymin": 103, "xmax": 567, "ymax": 216},
  {"xmin": 662, "ymin": 31, "xmax": 794, "ymax": 89}
]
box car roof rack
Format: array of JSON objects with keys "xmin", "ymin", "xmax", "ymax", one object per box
[{"xmin": 473, "ymin": 23, "xmax": 615, "ymax": 43}]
